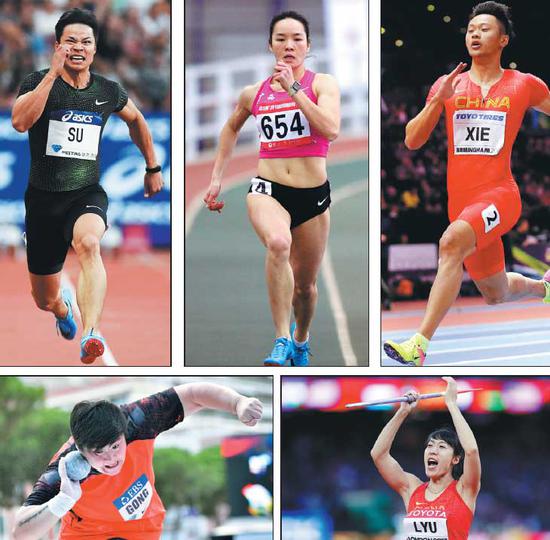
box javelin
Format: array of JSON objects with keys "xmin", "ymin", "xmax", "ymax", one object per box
[{"xmin": 345, "ymin": 388, "xmax": 483, "ymax": 408}]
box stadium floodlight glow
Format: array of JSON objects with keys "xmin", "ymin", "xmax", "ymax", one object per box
[
  {"xmin": 395, "ymin": 39, "xmax": 404, "ymax": 47},
  {"xmin": 427, "ymin": 4, "xmax": 435, "ymax": 12},
  {"xmin": 443, "ymin": 15, "xmax": 451, "ymax": 23},
  {"xmin": 381, "ymin": 27, "xmax": 386, "ymax": 34},
  {"xmin": 510, "ymin": 62, "xmax": 517, "ymax": 69}
]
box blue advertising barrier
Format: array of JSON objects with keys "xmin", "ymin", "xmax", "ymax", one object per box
[{"xmin": 0, "ymin": 111, "xmax": 170, "ymax": 247}]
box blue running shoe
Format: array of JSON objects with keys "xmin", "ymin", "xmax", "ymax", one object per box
[
  {"xmin": 55, "ymin": 289, "xmax": 77, "ymax": 340},
  {"xmin": 290, "ymin": 322, "xmax": 310, "ymax": 367},
  {"xmin": 80, "ymin": 329, "xmax": 105, "ymax": 364},
  {"xmin": 263, "ymin": 337, "xmax": 292, "ymax": 367}
]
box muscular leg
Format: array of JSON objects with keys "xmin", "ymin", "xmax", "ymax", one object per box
[
  {"xmin": 247, "ymin": 194, "xmax": 293, "ymax": 338},
  {"xmin": 29, "ymin": 272, "xmax": 68, "ymax": 319},
  {"xmin": 290, "ymin": 210, "xmax": 330, "ymax": 342},
  {"xmin": 71, "ymin": 214, "xmax": 106, "ymax": 335},
  {"xmin": 418, "ymin": 220, "xmax": 476, "ymax": 340},
  {"xmin": 475, "ymin": 271, "xmax": 546, "ymax": 304}
]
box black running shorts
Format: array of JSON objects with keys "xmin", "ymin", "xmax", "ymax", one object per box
[
  {"xmin": 247, "ymin": 176, "xmax": 331, "ymax": 228},
  {"xmin": 24, "ymin": 184, "xmax": 108, "ymax": 275}
]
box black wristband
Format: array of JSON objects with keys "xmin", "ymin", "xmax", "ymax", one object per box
[{"xmin": 145, "ymin": 165, "xmax": 161, "ymax": 173}]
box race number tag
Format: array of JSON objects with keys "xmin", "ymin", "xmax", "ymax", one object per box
[
  {"xmin": 403, "ymin": 516, "xmax": 449, "ymax": 540},
  {"xmin": 249, "ymin": 178, "xmax": 272, "ymax": 196},
  {"xmin": 112, "ymin": 474, "xmax": 153, "ymax": 521},
  {"xmin": 257, "ymin": 102, "xmax": 311, "ymax": 150},
  {"xmin": 481, "ymin": 203, "xmax": 501, "ymax": 233},
  {"xmin": 46, "ymin": 109, "xmax": 102, "ymax": 160},
  {"xmin": 453, "ymin": 109, "xmax": 506, "ymax": 155}
]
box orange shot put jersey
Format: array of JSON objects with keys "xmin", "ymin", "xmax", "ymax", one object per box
[
  {"xmin": 24, "ymin": 388, "xmax": 184, "ymax": 539},
  {"xmin": 405, "ymin": 481, "xmax": 473, "ymax": 540}
]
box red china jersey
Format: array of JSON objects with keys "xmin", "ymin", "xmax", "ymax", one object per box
[
  {"xmin": 427, "ymin": 69, "xmax": 548, "ymax": 198},
  {"xmin": 405, "ymin": 481, "xmax": 473, "ymax": 540}
]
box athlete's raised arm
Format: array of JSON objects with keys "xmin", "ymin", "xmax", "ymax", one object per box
[
  {"xmin": 11, "ymin": 44, "xmax": 70, "ymax": 132},
  {"xmin": 13, "ymin": 456, "xmax": 82, "ymax": 540},
  {"xmin": 371, "ymin": 392, "xmax": 423, "ymax": 506},
  {"xmin": 405, "ymin": 62, "xmax": 467, "ymax": 150},
  {"xmin": 443, "ymin": 377, "xmax": 481, "ymax": 507},
  {"xmin": 203, "ymin": 84, "xmax": 257, "ymax": 212},
  {"xmin": 116, "ymin": 98, "xmax": 164, "ymax": 198},
  {"xmin": 175, "ymin": 382, "xmax": 263, "ymax": 426},
  {"xmin": 273, "ymin": 63, "xmax": 340, "ymax": 141}
]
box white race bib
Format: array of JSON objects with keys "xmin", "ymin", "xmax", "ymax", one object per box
[
  {"xmin": 257, "ymin": 102, "xmax": 311, "ymax": 150},
  {"xmin": 453, "ymin": 109, "xmax": 506, "ymax": 155},
  {"xmin": 46, "ymin": 109, "xmax": 102, "ymax": 160},
  {"xmin": 112, "ymin": 473, "xmax": 153, "ymax": 521},
  {"xmin": 403, "ymin": 516, "xmax": 449, "ymax": 540},
  {"xmin": 249, "ymin": 178, "xmax": 272, "ymax": 196}
]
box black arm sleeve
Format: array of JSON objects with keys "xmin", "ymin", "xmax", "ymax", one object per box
[
  {"xmin": 23, "ymin": 441, "xmax": 76, "ymax": 506},
  {"xmin": 17, "ymin": 70, "xmax": 47, "ymax": 97},
  {"xmin": 124, "ymin": 388, "xmax": 185, "ymax": 441},
  {"xmin": 114, "ymin": 83, "xmax": 129, "ymax": 112}
]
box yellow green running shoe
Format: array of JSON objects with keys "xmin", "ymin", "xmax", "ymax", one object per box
[
  {"xmin": 383, "ymin": 333, "xmax": 429, "ymax": 366},
  {"xmin": 543, "ymin": 269, "xmax": 550, "ymax": 304}
]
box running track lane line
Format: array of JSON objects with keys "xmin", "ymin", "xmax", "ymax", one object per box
[
  {"xmin": 321, "ymin": 179, "xmax": 368, "ymax": 366},
  {"xmin": 431, "ymin": 351, "xmax": 550, "ymax": 366},
  {"xmin": 185, "ymin": 150, "xmax": 368, "ymax": 236},
  {"xmin": 186, "ymin": 164, "xmax": 367, "ymax": 366},
  {"xmin": 61, "ymin": 273, "xmax": 118, "ymax": 367}
]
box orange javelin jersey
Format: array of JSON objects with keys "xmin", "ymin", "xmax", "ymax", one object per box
[
  {"xmin": 427, "ymin": 69, "xmax": 549, "ymax": 197},
  {"xmin": 405, "ymin": 481, "xmax": 473, "ymax": 540}
]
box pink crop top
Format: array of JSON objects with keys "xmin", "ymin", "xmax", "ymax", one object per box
[{"xmin": 251, "ymin": 70, "xmax": 330, "ymax": 159}]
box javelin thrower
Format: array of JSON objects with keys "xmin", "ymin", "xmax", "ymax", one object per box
[{"xmin": 370, "ymin": 377, "xmax": 481, "ymax": 539}]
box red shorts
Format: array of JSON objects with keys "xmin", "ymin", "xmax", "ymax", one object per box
[{"xmin": 448, "ymin": 182, "xmax": 521, "ymax": 281}]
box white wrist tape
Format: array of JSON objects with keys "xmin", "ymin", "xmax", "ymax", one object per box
[{"xmin": 47, "ymin": 492, "xmax": 77, "ymax": 518}]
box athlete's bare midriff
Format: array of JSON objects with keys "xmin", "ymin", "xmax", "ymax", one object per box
[{"xmin": 257, "ymin": 156, "xmax": 327, "ymax": 187}]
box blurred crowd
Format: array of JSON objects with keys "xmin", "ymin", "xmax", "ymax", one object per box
[
  {"xmin": 381, "ymin": 86, "xmax": 550, "ymax": 255},
  {"xmin": 282, "ymin": 410, "xmax": 550, "ymax": 534},
  {"xmin": 0, "ymin": 0, "xmax": 170, "ymax": 111}
]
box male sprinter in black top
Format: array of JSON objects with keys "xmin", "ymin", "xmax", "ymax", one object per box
[{"xmin": 12, "ymin": 8, "xmax": 164, "ymax": 364}]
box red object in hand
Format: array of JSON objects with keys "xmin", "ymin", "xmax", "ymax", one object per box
[{"xmin": 207, "ymin": 200, "xmax": 225, "ymax": 213}]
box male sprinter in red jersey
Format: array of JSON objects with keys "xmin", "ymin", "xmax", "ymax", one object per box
[
  {"xmin": 12, "ymin": 382, "xmax": 263, "ymax": 539},
  {"xmin": 384, "ymin": 1, "xmax": 550, "ymax": 365},
  {"xmin": 371, "ymin": 377, "xmax": 481, "ymax": 539}
]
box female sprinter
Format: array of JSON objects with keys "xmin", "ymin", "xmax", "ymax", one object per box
[
  {"xmin": 204, "ymin": 11, "xmax": 340, "ymax": 366},
  {"xmin": 370, "ymin": 377, "xmax": 481, "ymax": 539}
]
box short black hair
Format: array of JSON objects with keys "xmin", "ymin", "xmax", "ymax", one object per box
[
  {"xmin": 70, "ymin": 400, "xmax": 128, "ymax": 452},
  {"xmin": 425, "ymin": 427, "xmax": 465, "ymax": 480},
  {"xmin": 269, "ymin": 10, "xmax": 310, "ymax": 44},
  {"xmin": 55, "ymin": 8, "xmax": 99, "ymax": 43},
  {"xmin": 469, "ymin": 1, "xmax": 515, "ymax": 40}
]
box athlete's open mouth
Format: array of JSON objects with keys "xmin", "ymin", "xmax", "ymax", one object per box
[
  {"xmin": 470, "ymin": 41, "xmax": 481, "ymax": 49},
  {"xmin": 104, "ymin": 461, "xmax": 119, "ymax": 471},
  {"xmin": 70, "ymin": 55, "xmax": 86, "ymax": 61},
  {"xmin": 427, "ymin": 458, "xmax": 438, "ymax": 468}
]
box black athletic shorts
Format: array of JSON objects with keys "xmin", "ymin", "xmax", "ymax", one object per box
[
  {"xmin": 24, "ymin": 183, "xmax": 108, "ymax": 275},
  {"xmin": 247, "ymin": 176, "xmax": 331, "ymax": 228}
]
